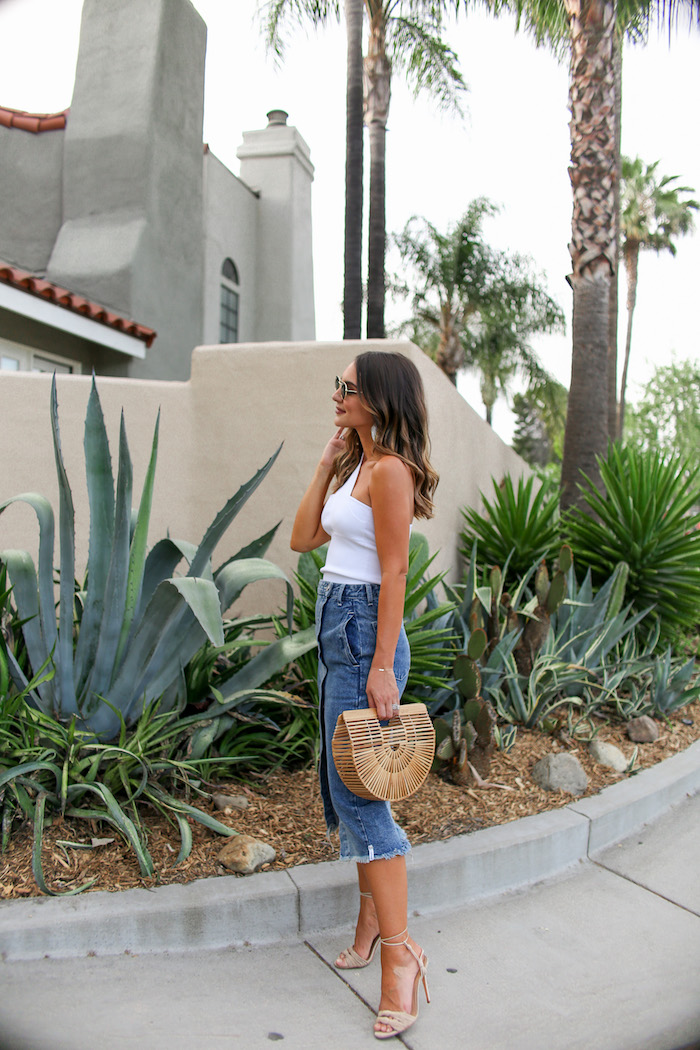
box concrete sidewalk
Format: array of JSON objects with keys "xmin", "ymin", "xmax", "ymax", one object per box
[
  {"xmin": 1, "ymin": 740, "xmax": 699, "ymax": 1050},
  {"xmin": 0, "ymin": 790, "xmax": 698, "ymax": 1050}
]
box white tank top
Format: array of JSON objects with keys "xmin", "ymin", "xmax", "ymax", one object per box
[{"xmin": 321, "ymin": 460, "xmax": 382, "ymax": 585}]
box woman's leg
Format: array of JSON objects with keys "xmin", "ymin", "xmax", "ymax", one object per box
[
  {"xmin": 335, "ymin": 864, "xmax": 379, "ymax": 966},
  {"xmin": 362, "ymin": 856, "xmax": 426, "ymax": 1036}
]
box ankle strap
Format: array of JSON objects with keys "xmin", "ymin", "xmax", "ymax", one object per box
[
  {"xmin": 360, "ymin": 891, "xmax": 373, "ymax": 899},
  {"xmin": 380, "ymin": 928, "xmax": 408, "ymax": 946},
  {"xmin": 380, "ymin": 929, "xmax": 424, "ymax": 971}
]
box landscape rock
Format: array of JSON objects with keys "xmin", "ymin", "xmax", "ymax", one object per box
[
  {"xmin": 532, "ymin": 753, "xmax": 588, "ymax": 794},
  {"xmin": 212, "ymin": 792, "xmax": 250, "ymax": 812},
  {"xmin": 589, "ymin": 739, "xmax": 629, "ymax": 773},
  {"xmin": 626, "ymin": 716, "xmax": 660, "ymax": 743},
  {"xmin": 218, "ymin": 835, "xmax": 276, "ymax": 875}
]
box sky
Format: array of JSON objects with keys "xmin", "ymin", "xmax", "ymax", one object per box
[{"xmin": 0, "ymin": 0, "xmax": 698, "ymax": 441}]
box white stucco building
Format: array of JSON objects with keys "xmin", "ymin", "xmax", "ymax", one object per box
[{"xmin": 0, "ymin": 0, "xmax": 316, "ymax": 380}]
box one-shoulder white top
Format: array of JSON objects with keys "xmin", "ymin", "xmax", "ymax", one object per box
[{"xmin": 321, "ymin": 460, "xmax": 382, "ymax": 585}]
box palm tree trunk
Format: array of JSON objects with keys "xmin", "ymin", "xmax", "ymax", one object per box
[
  {"xmin": 343, "ymin": 0, "xmax": 364, "ymax": 339},
  {"xmin": 560, "ymin": 0, "xmax": 617, "ymax": 513},
  {"xmin": 609, "ymin": 35, "xmax": 622, "ymax": 439},
  {"xmin": 435, "ymin": 302, "xmax": 461, "ymax": 383},
  {"xmin": 618, "ymin": 239, "xmax": 639, "ymax": 436},
  {"xmin": 364, "ymin": 15, "xmax": 390, "ymax": 339},
  {"xmin": 480, "ymin": 372, "xmax": 497, "ymax": 426}
]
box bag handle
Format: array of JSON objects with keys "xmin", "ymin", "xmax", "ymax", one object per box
[{"xmin": 340, "ymin": 703, "xmax": 428, "ymax": 726}]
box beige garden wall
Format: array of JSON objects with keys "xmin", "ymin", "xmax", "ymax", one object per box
[{"xmin": 0, "ymin": 341, "xmax": 527, "ymax": 616}]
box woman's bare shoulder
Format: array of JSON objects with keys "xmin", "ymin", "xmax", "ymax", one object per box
[{"xmin": 370, "ymin": 454, "xmax": 413, "ymax": 488}]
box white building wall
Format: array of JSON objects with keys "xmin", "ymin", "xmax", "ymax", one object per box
[
  {"xmin": 202, "ymin": 150, "xmax": 259, "ymax": 346},
  {"xmin": 237, "ymin": 112, "xmax": 316, "ymax": 343}
]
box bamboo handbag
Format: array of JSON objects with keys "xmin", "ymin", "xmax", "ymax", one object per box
[{"xmin": 332, "ymin": 704, "xmax": 435, "ymax": 802}]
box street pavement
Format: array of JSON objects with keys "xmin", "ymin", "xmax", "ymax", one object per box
[{"xmin": 1, "ymin": 789, "xmax": 698, "ymax": 1050}]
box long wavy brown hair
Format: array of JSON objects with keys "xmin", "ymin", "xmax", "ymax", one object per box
[{"xmin": 334, "ymin": 351, "xmax": 439, "ymax": 520}]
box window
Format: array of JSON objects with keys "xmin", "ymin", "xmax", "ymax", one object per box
[
  {"xmin": 32, "ymin": 354, "xmax": 74, "ymax": 374},
  {"xmin": 222, "ymin": 258, "xmax": 239, "ymax": 284},
  {"xmin": 220, "ymin": 257, "xmax": 240, "ymax": 343},
  {"xmin": 0, "ymin": 338, "xmax": 78, "ymax": 374},
  {"xmin": 220, "ymin": 285, "xmax": 239, "ymax": 344}
]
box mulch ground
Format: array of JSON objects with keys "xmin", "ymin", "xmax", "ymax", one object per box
[{"xmin": 2, "ymin": 700, "xmax": 698, "ymax": 900}]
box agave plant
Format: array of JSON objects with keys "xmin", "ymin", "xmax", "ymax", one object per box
[
  {"xmin": 0, "ymin": 377, "xmax": 315, "ymax": 741},
  {"xmin": 492, "ymin": 564, "xmax": 656, "ymax": 728},
  {"xmin": 609, "ymin": 639, "xmax": 700, "ymax": 722},
  {"xmin": 401, "ymin": 533, "xmax": 459, "ymax": 703}
]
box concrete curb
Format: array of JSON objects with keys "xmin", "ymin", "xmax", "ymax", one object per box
[{"xmin": 2, "ymin": 739, "xmax": 699, "ymax": 962}]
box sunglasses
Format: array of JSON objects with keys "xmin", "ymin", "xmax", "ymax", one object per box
[{"xmin": 335, "ymin": 376, "xmax": 359, "ymax": 399}]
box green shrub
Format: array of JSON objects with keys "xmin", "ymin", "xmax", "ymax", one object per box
[
  {"xmin": 460, "ymin": 473, "xmax": 561, "ymax": 581},
  {"xmin": 0, "ymin": 695, "xmax": 243, "ymax": 893},
  {"xmin": 564, "ymin": 443, "xmax": 700, "ymax": 646}
]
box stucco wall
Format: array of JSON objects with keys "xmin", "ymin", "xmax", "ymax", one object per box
[
  {"xmin": 0, "ymin": 342, "xmax": 527, "ymax": 617},
  {"xmin": 47, "ymin": 0, "xmax": 206, "ymax": 381},
  {"xmin": 0, "ymin": 127, "xmax": 64, "ymax": 272},
  {"xmin": 202, "ymin": 151, "xmax": 259, "ymax": 346}
]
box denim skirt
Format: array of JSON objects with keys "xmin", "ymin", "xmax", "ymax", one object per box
[{"xmin": 316, "ymin": 580, "xmax": 411, "ymax": 863}]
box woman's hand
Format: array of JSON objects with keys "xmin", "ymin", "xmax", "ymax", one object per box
[
  {"xmin": 366, "ymin": 665, "xmax": 400, "ymax": 721},
  {"xmin": 320, "ymin": 427, "xmax": 347, "ymax": 468},
  {"xmin": 290, "ymin": 430, "xmax": 346, "ymax": 553}
]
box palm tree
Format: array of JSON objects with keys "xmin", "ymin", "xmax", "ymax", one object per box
[
  {"xmin": 557, "ymin": 0, "xmax": 617, "ymax": 509},
  {"xmin": 344, "ymin": 0, "xmax": 365, "ymax": 338},
  {"xmin": 263, "ymin": 0, "xmax": 466, "ymax": 340},
  {"xmin": 392, "ymin": 203, "xmax": 565, "ymax": 422},
  {"xmin": 618, "ymin": 155, "xmax": 698, "ymax": 434},
  {"xmin": 463, "ymin": 254, "xmax": 566, "ymax": 424},
  {"xmin": 356, "ymin": 1, "xmax": 469, "ymax": 337},
  {"xmin": 392, "ymin": 199, "xmax": 497, "ymax": 380},
  {"xmin": 508, "ymin": 0, "xmax": 699, "ymax": 510}
]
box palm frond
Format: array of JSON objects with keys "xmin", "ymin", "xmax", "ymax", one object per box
[
  {"xmin": 258, "ymin": 0, "xmax": 341, "ymax": 58},
  {"xmin": 387, "ymin": 14, "xmax": 468, "ymax": 111}
]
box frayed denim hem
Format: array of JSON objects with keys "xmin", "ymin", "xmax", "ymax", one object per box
[
  {"xmin": 346, "ymin": 842, "xmax": 412, "ymax": 864},
  {"xmin": 324, "ymin": 818, "xmax": 410, "ymax": 862}
]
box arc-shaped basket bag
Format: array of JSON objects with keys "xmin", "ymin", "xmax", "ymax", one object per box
[{"xmin": 332, "ymin": 704, "xmax": 436, "ymax": 802}]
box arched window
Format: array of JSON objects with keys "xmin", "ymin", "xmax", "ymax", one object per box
[{"xmin": 220, "ymin": 258, "xmax": 240, "ymax": 343}]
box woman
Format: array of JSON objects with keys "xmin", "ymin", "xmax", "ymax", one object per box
[{"xmin": 291, "ymin": 351, "xmax": 438, "ymax": 1040}]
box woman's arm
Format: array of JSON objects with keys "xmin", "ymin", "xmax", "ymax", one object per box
[
  {"xmin": 290, "ymin": 429, "xmax": 346, "ymax": 552},
  {"xmin": 365, "ymin": 455, "xmax": 414, "ymax": 720}
]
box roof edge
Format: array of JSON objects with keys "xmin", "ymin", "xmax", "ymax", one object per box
[
  {"xmin": 0, "ymin": 105, "xmax": 69, "ymax": 134},
  {"xmin": 0, "ymin": 261, "xmax": 156, "ymax": 347}
]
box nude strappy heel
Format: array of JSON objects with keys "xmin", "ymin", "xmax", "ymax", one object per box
[
  {"xmin": 373, "ymin": 928, "xmax": 430, "ymax": 1040},
  {"xmin": 334, "ymin": 891, "xmax": 380, "ymax": 970}
]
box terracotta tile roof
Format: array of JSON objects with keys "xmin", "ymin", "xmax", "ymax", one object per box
[
  {"xmin": 0, "ymin": 105, "xmax": 68, "ymax": 133},
  {"xmin": 0, "ymin": 261, "xmax": 156, "ymax": 347}
]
